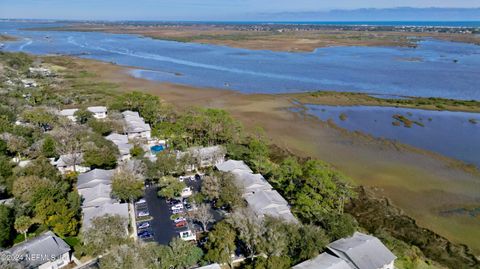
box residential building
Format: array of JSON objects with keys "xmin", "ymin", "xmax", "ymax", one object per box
[
  {"xmin": 78, "ymin": 183, "xmax": 116, "ymax": 208},
  {"xmin": 2, "ymin": 231, "xmax": 71, "ymax": 269},
  {"xmin": 58, "ymin": 109, "xmax": 78, "ymax": 122},
  {"xmin": 53, "ymin": 153, "xmax": 90, "ymax": 174},
  {"xmin": 244, "ymin": 189, "xmax": 297, "ymax": 223},
  {"xmin": 178, "ymin": 145, "xmax": 226, "ymax": 171},
  {"xmin": 179, "ymin": 230, "xmax": 196, "ymax": 241},
  {"xmin": 87, "ymin": 106, "xmax": 108, "ymax": 119},
  {"xmin": 196, "ymin": 264, "xmax": 222, "ymax": 269},
  {"xmin": 215, "ymin": 159, "xmax": 253, "ymax": 173},
  {"xmin": 292, "ymin": 253, "xmax": 352, "ymax": 269},
  {"xmin": 106, "ymin": 133, "xmax": 132, "ymax": 161},
  {"xmin": 77, "ymin": 169, "xmax": 114, "ymax": 189},
  {"xmin": 326, "ymin": 232, "xmax": 396, "ymax": 269},
  {"xmin": 82, "ymin": 203, "xmax": 129, "ymax": 229},
  {"xmin": 231, "ymin": 170, "xmax": 272, "ymax": 194},
  {"xmin": 122, "ymin": 110, "xmax": 151, "ymax": 140}
]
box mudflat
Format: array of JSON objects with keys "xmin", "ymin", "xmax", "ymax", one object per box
[
  {"xmin": 46, "ymin": 56, "xmax": 480, "ymax": 254},
  {"xmin": 37, "ymin": 23, "xmax": 480, "ymax": 52}
]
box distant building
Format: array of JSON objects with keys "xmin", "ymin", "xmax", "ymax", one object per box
[
  {"xmin": 293, "ymin": 232, "xmax": 396, "ymax": 269},
  {"xmin": 1, "ymin": 231, "xmax": 71, "ymax": 269},
  {"xmin": 327, "ymin": 232, "xmax": 396, "ymax": 269},
  {"xmin": 58, "ymin": 109, "xmax": 78, "ymax": 122},
  {"xmin": 76, "ymin": 169, "xmax": 129, "ymax": 231},
  {"xmin": 231, "ymin": 170, "xmax": 272, "ymax": 194},
  {"xmin": 53, "ymin": 153, "xmax": 90, "ymax": 174},
  {"xmin": 292, "ymin": 253, "xmax": 351, "ymax": 269},
  {"xmin": 21, "ymin": 78, "xmax": 37, "ymax": 88},
  {"xmin": 106, "ymin": 133, "xmax": 132, "ymax": 161},
  {"xmin": 196, "ymin": 264, "xmax": 222, "ymax": 269},
  {"xmin": 29, "ymin": 67, "xmax": 53, "ymax": 77},
  {"xmin": 215, "ymin": 160, "xmax": 252, "ymax": 173},
  {"xmin": 122, "ymin": 110, "xmax": 151, "ymax": 140},
  {"xmin": 178, "ymin": 145, "xmax": 226, "ymax": 171},
  {"xmin": 244, "ymin": 189, "xmax": 297, "ymax": 223},
  {"xmin": 87, "ymin": 106, "xmax": 108, "ymax": 119},
  {"xmin": 179, "ymin": 230, "xmax": 196, "ymax": 241}
]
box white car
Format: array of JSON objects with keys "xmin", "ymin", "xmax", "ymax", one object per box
[
  {"xmin": 174, "ymin": 217, "xmax": 186, "ymax": 223},
  {"xmin": 172, "ymin": 208, "xmax": 184, "ymax": 214},
  {"xmin": 136, "ymin": 198, "xmax": 146, "ymax": 204},
  {"xmin": 137, "ymin": 211, "xmax": 150, "ymax": 217},
  {"xmin": 171, "ymin": 204, "xmax": 184, "ymax": 211}
]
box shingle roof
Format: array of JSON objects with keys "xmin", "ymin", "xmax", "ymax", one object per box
[
  {"xmin": 122, "ymin": 110, "xmax": 151, "ymax": 133},
  {"xmin": 59, "ymin": 108, "xmax": 78, "ymax": 117},
  {"xmin": 327, "ymin": 232, "xmax": 396, "ymax": 269},
  {"xmin": 78, "ymin": 183, "xmax": 115, "ymax": 208},
  {"xmin": 232, "ymin": 170, "xmax": 272, "ymax": 194},
  {"xmin": 77, "ymin": 169, "xmax": 114, "ymax": 190},
  {"xmin": 105, "ymin": 133, "xmax": 129, "ymax": 145},
  {"xmin": 216, "ymin": 160, "xmax": 252, "ymax": 173},
  {"xmin": 244, "ymin": 190, "xmax": 297, "ymax": 222},
  {"xmin": 82, "ymin": 203, "xmax": 129, "ymax": 228},
  {"xmin": 293, "ymin": 253, "xmax": 353, "ymax": 269},
  {"xmin": 4, "ymin": 231, "xmax": 70, "ymax": 268}
]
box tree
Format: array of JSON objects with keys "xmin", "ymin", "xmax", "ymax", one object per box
[
  {"xmin": 228, "ymin": 208, "xmax": 265, "ymax": 258},
  {"xmin": 169, "ymin": 237, "xmax": 203, "ymax": 269},
  {"xmin": 41, "ymin": 135, "xmax": 57, "ymax": 158},
  {"xmin": 320, "ymin": 213, "xmax": 358, "ymax": 241},
  {"xmin": 14, "ymin": 215, "xmax": 32, "ymax": 241},
  {"xmin": 218, "ymin": 172, "xmax": 244, "ymax": 210},
  {"xmin": 88, "ymin": 119, "xmax": 113, "ymax": 136},
  {"xmin": 83, "ymin": 134, "xmax": 118, "ymax": 169},
  {"xmin": 112, "ymin": 167, "xmax": 144, "ymax": 202},
  {"xmin": 12, "ymin": 176, "xmax": 52, "ymax": 204},
  {"xmin": 99, "ymin": 244, "xmax": 142, "ymax": 269},
  {"xmin": 0, "ymin": 205, "xmax": 14, "ymax": 247},
  {"xmin": 205, "ymin": 221, "xmax": 237, "ymax": 268},
  {"xmin": 21, "ymin": 107, "xmax": 57, "ymax": 128},
  {"xmin": 6, "ymin": 135, "xmax": 28, "ymax": 161},
  {"xmin": 0, "ymin": 155, "xmax": 13, "ymax": 191},
  {"xmin": 201, "ymin": 175, "xmax": 220, "ymax": 201},
  {"xmin": 189, "ymin": 203, "xmax": 214, "ymax": 232},
  {"xmin": 129, "ymin": 144, "xmax": 144, "ymax": 158},
  {"xmin": 74, "ymin": 108, "xmax": 93, "ymax": 124},
  {"xmin": 157, "ymin": 176, "xmax": 186, "ymax": 199},
  {"xmin": 82, "ymin": 215, "xmax": 128, "ymax": 256},
  {"xmin": 52, "ymin": 123, "xmax": 84, "ymax": 172}
]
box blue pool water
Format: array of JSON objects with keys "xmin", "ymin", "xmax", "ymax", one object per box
[
  {"xmin": 303, "ymin": 105, "xmax": 480, "ymax": 167},
  {"xmin": 151, "ymin": 145, "xmax": 164, "ymax": 154},
  {"xmin": 1, "ymin": 21, "xmax": 480, "ymax": 100}
]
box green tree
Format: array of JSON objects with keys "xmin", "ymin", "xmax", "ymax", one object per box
[
  {"xmin": 112, "ymin": 168, "xmax": 144, "ymax": 202},
  {"xmin": 157, "ymin": 176, "xmax": 186, "ymax": 199},
  {"xmin": 74, "ymin": 108, "xmax": 94, "ymax": 124},
  {"xmin": 83, "ymin": 135, "xmax": 118, "ymax": 169},
  {"xmin": 228, "ymin": 208, "xmax": 265, "ymax": 258},
  {"xmin": 201, "ymin": 175, "xmax": 220, "ymax": 201},
  {"xmin": 82, "ymin": 215, "xmax": 128, "ymax": 256},
  {"xmin": 88, "ymin": 119, "xmax": 113, "ymax": 136},
  {"xmin": 205, "ymin": 221, "xmax": 237, "ymax": 268},
  {"xmin": 14, "ymin": 215, "xmax": 32, "ymax": 241},
  {"xmin": 0, "ymin": 205, "xmax": 14, "ymax": 247},
  {"xmin": 41, "ymin": 135, "xmax": 57, "ymax": 158},
  {"xmin": 129, "ymin": 144, "xmax": 144, "ymax": 158},
  {"xmin": 12, "ymin": 176, "xmax": 52, "ymax": 204},
  {"xmin": 21, "ymin": 107, "xmax": 57, "ymax": 128},
  {"xmin": 0, "ymin": 155, "xmax": 13, "ymax": 191},
  {"xmin": 169, "ymin": 237, "xmax": 203, "ymax": 269},
  {"xmin": 218, "ymin": 172, "xmax": 244, "ymax": 210},
  {"xmin": 320, "ymin": 213, "xmax": 357, "ymax": 241}
]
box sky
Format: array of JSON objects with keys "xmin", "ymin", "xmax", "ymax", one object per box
[{"xmin": 0, "ymin": 0, "xmax": 479, "ymax": 21}]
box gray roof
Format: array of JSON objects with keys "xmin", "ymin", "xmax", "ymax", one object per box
[
  {"xmin": 3, "ymin": 231, "xmax": 70, "ymax": 268},
  {"xmin": 87, "ymin": 106, "xmax": 107, "ymax": 113},
  {"xmin": 232, "ymin": 170, "xmax": 272, "ymax": 194},
  {"xmin": 244, "ymin": 190, "xmax": 297, "ymax": 223},
  {"xmin": 196, "ymin": 264, "xmax": 222, "ymax": 269},
  {"xmin": 77, "ymin": 169, "xmax": 114, "ymax": 190},
  {"xmin": 117, "ymin": 142, "xmax": 133, "ymax": 156},
  {"xmin": 59, "ymin": 108, "xmax": 78, "ymax": 117},
  {"xmin": 190, "ymin": 145, "xmax": 226, "ymax": 159},
  {"xmin": 216, "ymin": 160, "xmax": 252, "ymax": 173},
  {"xmin": 55, "ymin": 153, "xmax": 83, "ymax": 167},
  {"xmin": 82, "ymin": 203, "xmax": 129, "ymax": 228},
  {"xmin": 78, "ymin": 183, "xmax": 115, "ymax": 208},
  {"xmin": 105, "ymin": 133, "xmax": 129, "ymax": 145},
  {"xmin": 293, "ymin": 253, "xmax": 353, "ymax": 269},
  {"xmin": 122, "ymin": 111, "xmax": 151, "ymax": 133},
  {"xmin": 121, "ymin": 110, "xmax": 140, "ymax": 118},
  {"xmin": 327, "ymin": 232, "xmax": 396, "ymax": 269}
]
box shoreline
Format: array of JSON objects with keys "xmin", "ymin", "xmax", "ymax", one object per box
[{"xmin": 39, "ymin": 54, "xmax": 480, "ymax": 254}]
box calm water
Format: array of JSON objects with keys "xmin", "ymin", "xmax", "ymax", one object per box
[
  {"xmin": 304, "ymin": 105, "xmax": 480, "ymax": 167},
  {"xmin": 1, "ymin": 22, "xmax": 480, "ymax": 100}
]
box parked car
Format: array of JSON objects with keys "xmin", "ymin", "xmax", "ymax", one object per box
[
  {"xmin": 175, "ymin": 220, "xmax": 187, "ymax": 228},
  {"xmin": 172, "ymin": 208, "xmax": 184, "ymax": 214},
  {"xmin": 138, "ymin": 232, "xmax": 154, "ymax": 239},
  {"xmin": 137, "ymin": 222, "xmax": 150, "ymax": 229},
  {"xmin": 171, "ymin": 204, "xmax": 184, "ymax": 211},
  {"xmin": 138, "ymin": 230, "xmax": 153, "ymax": 237},
  {"xmin": 136, "ymin": 198, "xmax": 146, "ymax": 204},
  {"xmin": 137, "ymin": 210, "xmax": 150, "ymax": 217},
  {"xmin": 173, "ymin": 217, "xmax": 186, "ymax": 223}
]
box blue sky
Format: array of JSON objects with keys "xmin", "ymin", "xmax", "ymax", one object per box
[{"xmin": 0, "ymin": 0, "xmax": 479, "ymax": 20}]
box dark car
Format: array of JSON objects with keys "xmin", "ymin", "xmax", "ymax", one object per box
[{"xmin": 138, "ymin": 230, "xmax": 153, "ymax": 237}]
